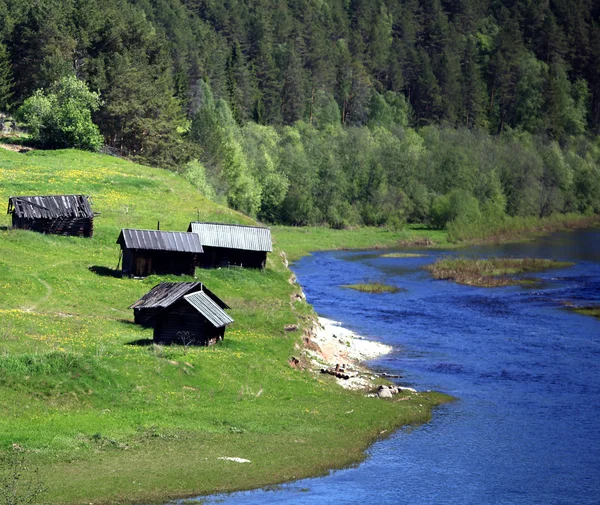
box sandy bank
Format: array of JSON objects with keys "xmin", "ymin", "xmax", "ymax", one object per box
[{"xmin": 305, "ymin": 317, "xmax": 393, "ymax": 390}]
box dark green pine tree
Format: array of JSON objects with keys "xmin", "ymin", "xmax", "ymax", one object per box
[
  {"xmin": 226, "ymin": 41, "xmax": 256, "ymax": 123},
  {"xmin": 280, "ymin": 40, "xmax": 307, "ymax": 125},
  {"xmin": 390, "ymin": 0, "xmax": 421, "ymax": 104},
  {"xmin": 0, "ymin": 43, "xmax": 14, "ymax": 111},
  {"xmin": 9, "ymin": 0, "xmax": 77, "ymax": 105},
  {"xmin": 588, "ymin": 21, "xmax": 600, "ymax": 133},
  {"xmin": 487, "ymin": 8, "xmax": 525, "ymax": 133},
  {"xmin": 413, "ymin": 48, "xmax": 443, "ymax": 126},
  {"xmin": 368, "ymin": 3, "xmax": 393, "ymax": 88},
  {"xmin": 535, "ymin": 11, "xmax": 568, "ymax": 64},
  {"xmin": 460, "ymin": 36, "xmax": 488, "ymax": 129},
  {"xmin": 248, "ymin": 2, "xmax": 281, "ymax": 124}
]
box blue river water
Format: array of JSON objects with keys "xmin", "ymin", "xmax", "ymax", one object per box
[{"xmin": 198, "ymin": 228, "xmax": 600, "ymax": 505}]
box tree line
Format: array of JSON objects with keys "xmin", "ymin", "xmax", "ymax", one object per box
[{"xmin": 0, "ymin": 0, "xmax": 599, "ymax": 229}]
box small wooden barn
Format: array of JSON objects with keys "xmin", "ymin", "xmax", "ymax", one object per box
[
  {"xmin": 117, "ymin": 229, "xmax": 203, "ymax": 277},
  {"xmin": 7, "ymin": 194, "xmax": 94, "ymax": 237},
  {"xmin": 129, "ymin": 281, "xmax": 229, "ymax": 326},
  {"xmin": 129, "ymin": 282, "xmax": 233, "ymax": 345},
  {"xmin": 187, "ymin": 222, "xmax": 272, "ymax": 269}
]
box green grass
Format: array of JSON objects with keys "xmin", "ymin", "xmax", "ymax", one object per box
[
  {"xmin": 562, "ymin": 304, "xmax": 600, "ymax": 320},
  {"xmin": 272, "ymin": 225, "xmax": 450, "ymax": 263},
  {"xmin": 425, "ymin": 257, "xmax": 574, "ymax": 287},
  {"xmin": 0, "ymin": 148, "xmax": 451, "ymax": 504},
  {"xmin": 342, "ymin": 282, "xmax": 403, "ymax": 294},
  {"xmin": 447, "ymin": 213, "xmax": 600, "ymax": 243}
]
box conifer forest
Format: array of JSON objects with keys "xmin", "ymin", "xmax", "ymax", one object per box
[{"xmin": 1, "ymin": 0, "xmax": 599, "ymax": 231}]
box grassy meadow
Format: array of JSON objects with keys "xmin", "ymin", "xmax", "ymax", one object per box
[{"xmin": 0, "ymin": 148, "xmax": 450, "ymax": 504}]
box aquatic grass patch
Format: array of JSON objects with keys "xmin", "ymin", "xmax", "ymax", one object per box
[
  {"xmin": 426, "ymin": 257, "xmax": 574, "ymax": 287},
  {"xmin": 342, "ymin": 282, "xmax": 403, "ymax": 294},
  {"xmin": 380, "ymin": 252, "xmax": 426, "ymax": 258},
  {"xmin": 562, "ymin": 303, "xmax": 600, "ymax": 320}
]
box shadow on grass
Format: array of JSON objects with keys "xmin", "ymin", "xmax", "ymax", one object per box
[
  {"xmin": 117, "ymin": 319, "xmax": 138, "ymax": 326},
  {"xmin": 0, "ymin": 226, "xmax": 10, "ymax": 231},
  {"xmin": 89, "ymin": 265, "xmax": 122, "ymax": 278},
  {"xmin": 126, "ymin": 338, "xmax": 154, "ymax": 347}
]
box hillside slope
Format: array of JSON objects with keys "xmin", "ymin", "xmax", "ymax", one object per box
[{"xmin": 0, "ymin": 148, "xmax": 448, "ymax": 504}]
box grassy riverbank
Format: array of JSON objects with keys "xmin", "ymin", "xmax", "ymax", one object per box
[
  {"xmin": 273, "ymin": 215, "xmax": 599, "ymax": 264},
  {"xmin": 426, "ymin": 257, "xmax": 574, "ymax": 287},
  {"xmin": 272, "ymin": 225, "xmax": 450, "ymax": 263},
  {"xmin": 0, "ymin": 148, "xmax": 451, "ymax": 505}
]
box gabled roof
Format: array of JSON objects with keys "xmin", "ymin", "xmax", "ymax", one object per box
[
  {"xmin": 183, "ymin": 291, "xmax": 234, "ymax": 328},
  {"xmin": 7, "ymin": 195, "xmax": 93, "ymax": 219},
  {"xmin": 187, "ymin": 222, "xmax": 272, "ymax": 252},
  {"xmin": 118, "ymin": 229, "xmax": 203, "ymax": 253},
  {"xmin": 129, "ymin": 282, "xmax": 229, "ymax": 310}
]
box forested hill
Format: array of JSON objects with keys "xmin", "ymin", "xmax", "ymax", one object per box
[
  {"xmin": 2, "ymin": 0, "xmax": 600, "ymax": 132},
  {"xmin": 1, "ymin": 0, "xmax": 600, "ymax": 231}
]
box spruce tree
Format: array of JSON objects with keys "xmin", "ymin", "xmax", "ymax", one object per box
[{"xmin": 0, "ymin": 43, "xmax": 13, "ymax": 111}]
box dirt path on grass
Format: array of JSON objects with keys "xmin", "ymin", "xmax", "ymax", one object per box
[
  {"xmin": 21, "ymin": 276, "xmax": 53, "ymax": 312},
  {"xmin": 0, "ymin": 143, "xmax": 33, "ymax": 153}
]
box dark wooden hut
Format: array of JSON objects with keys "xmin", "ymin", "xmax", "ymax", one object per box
[
  {"xmin": 187, "ymin": 222, "xmax": 272, "ymax": 269},
  {"xmin": 129, "ymin": 282, "xmax": 233, "ymax": 345},
  {"xmin": 7, "ymin": 194, "xmax": 94, "ymax": 237},
  {"xmin": 129, "ymin": 281, "xmax": 229, "ymax": 327},
  {"xmin": 117, "ymin": 229, "xmax": 203, "ymax": 277}
]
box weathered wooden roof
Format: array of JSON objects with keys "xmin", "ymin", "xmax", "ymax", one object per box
[
  {"xmin": 7, "ymin": 195, "xmax": 93, "ymax": 219},
  {"xmin": 183, "ymin": 291, "xmax": 234, "ymax": 328},
  {"xmin": 129, "ymin": 282, "xmax": 229, "ymax": 310},
  {"xmin": 187, "ymin": 222, "xmax": 272, "ymax": 252},
  {"xmin": 118, "ymin": 229, "xmax": 203, "ymax": 253}
]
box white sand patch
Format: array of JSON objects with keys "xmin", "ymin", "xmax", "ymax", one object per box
[
  {"xmin": 305, "ymin": 317, "xmax": 392, "ymax": 390},
  {"xmin": 218, "ymin": 457, "xmax": 251, "ymax": 463}
]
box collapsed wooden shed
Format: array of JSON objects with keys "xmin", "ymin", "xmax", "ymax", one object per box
[
  {"xmin": 187, "ymin": 222, "xmax": 272, "ymax": 269},
  {"xmin": 7, "ymin": 194, "xmax": 94, "ymax": 237},
  {"xmin": 129, "ymin": 282, "xmax": 233, "ymax": 345},
  {"xmin": 117, "ymin": 229, "xmax": 203, "ymax": 277},
  {"xmin": 129, "ymin": 281, "xmax": 229, "ymax": 326}
]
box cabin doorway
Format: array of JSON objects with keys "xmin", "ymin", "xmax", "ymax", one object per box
[{"xmin": 134, "ymin": 256, "xmax": 152, "ymax": 277}]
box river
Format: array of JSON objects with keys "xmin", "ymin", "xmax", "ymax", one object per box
[{"xmin": 197, "ymin": 228, "xmax": 600, "ymax": 505}]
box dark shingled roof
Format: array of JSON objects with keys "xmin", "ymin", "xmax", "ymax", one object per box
[
  {"xmin": 187, "ymin": 222, "xmax": 272, "ymax": 252},
  {"xmin": 129, "ymin": 282, "xmax": 229, "ymax": 310},
  {"xmin": 118, "ymin": 229, "xmax": 203, "ymax": 253},
  {"xmin": 7, "ymin": 195, "xmax": 93, "ymax": 219}
]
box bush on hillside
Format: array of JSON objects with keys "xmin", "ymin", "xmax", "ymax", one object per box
[{"xmin": 16, "ymin": 76, "xmax": 103, "ymax": 151}]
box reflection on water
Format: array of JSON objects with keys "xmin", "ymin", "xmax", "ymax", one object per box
[{"xmin": 191, "ymin": 228, "xmax": 600, "ymax": 505}]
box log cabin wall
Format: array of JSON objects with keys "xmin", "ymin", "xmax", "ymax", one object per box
[
  {"xmin": 153, "ymin": 303, "xmax": 223, "ymax": 345},
  {"xmin": 12, "ymin": 215, "xmax": 94, "ymax": 237},
  {"xmin": 8, "ymin": 195, "xmax": 94, "ymax": 237},
  {"xmin": 199, "ymin": 246, "xmax": 267, "ymax": 269},
  {"xmin": 121, "ymin": 249, "xmax": 197, "ymax": 277},
  {"xmin": 133, "ymin": 307, "xmax": 162, "ymax": 326}
]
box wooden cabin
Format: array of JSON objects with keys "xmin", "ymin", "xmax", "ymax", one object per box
[
  {"xmin": 7, "ymin": 194, "xmax": 94, "ymax": 237},
  {"xmin": 129, "ymin": 281, "xmax": 229, "ymax": 327},
  {"xmin": 187, "ymin": 222, "xmax": 272, "ymax": 269},
  {"xmin": 117, "ymin": 229, "xmax": 203, "ymax": 277},
  {"xmin": 130, "ymin": 282, "xmax": 233, "ymax": 345}
]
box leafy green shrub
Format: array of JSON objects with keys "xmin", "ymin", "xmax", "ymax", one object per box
[
  {"xmin": 182, "ymin": 159, "xmax": 217, "ymax": 201},
  {"xmin": 16, "ymin": 76, "xmax": 103, "ymax": 151}
]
